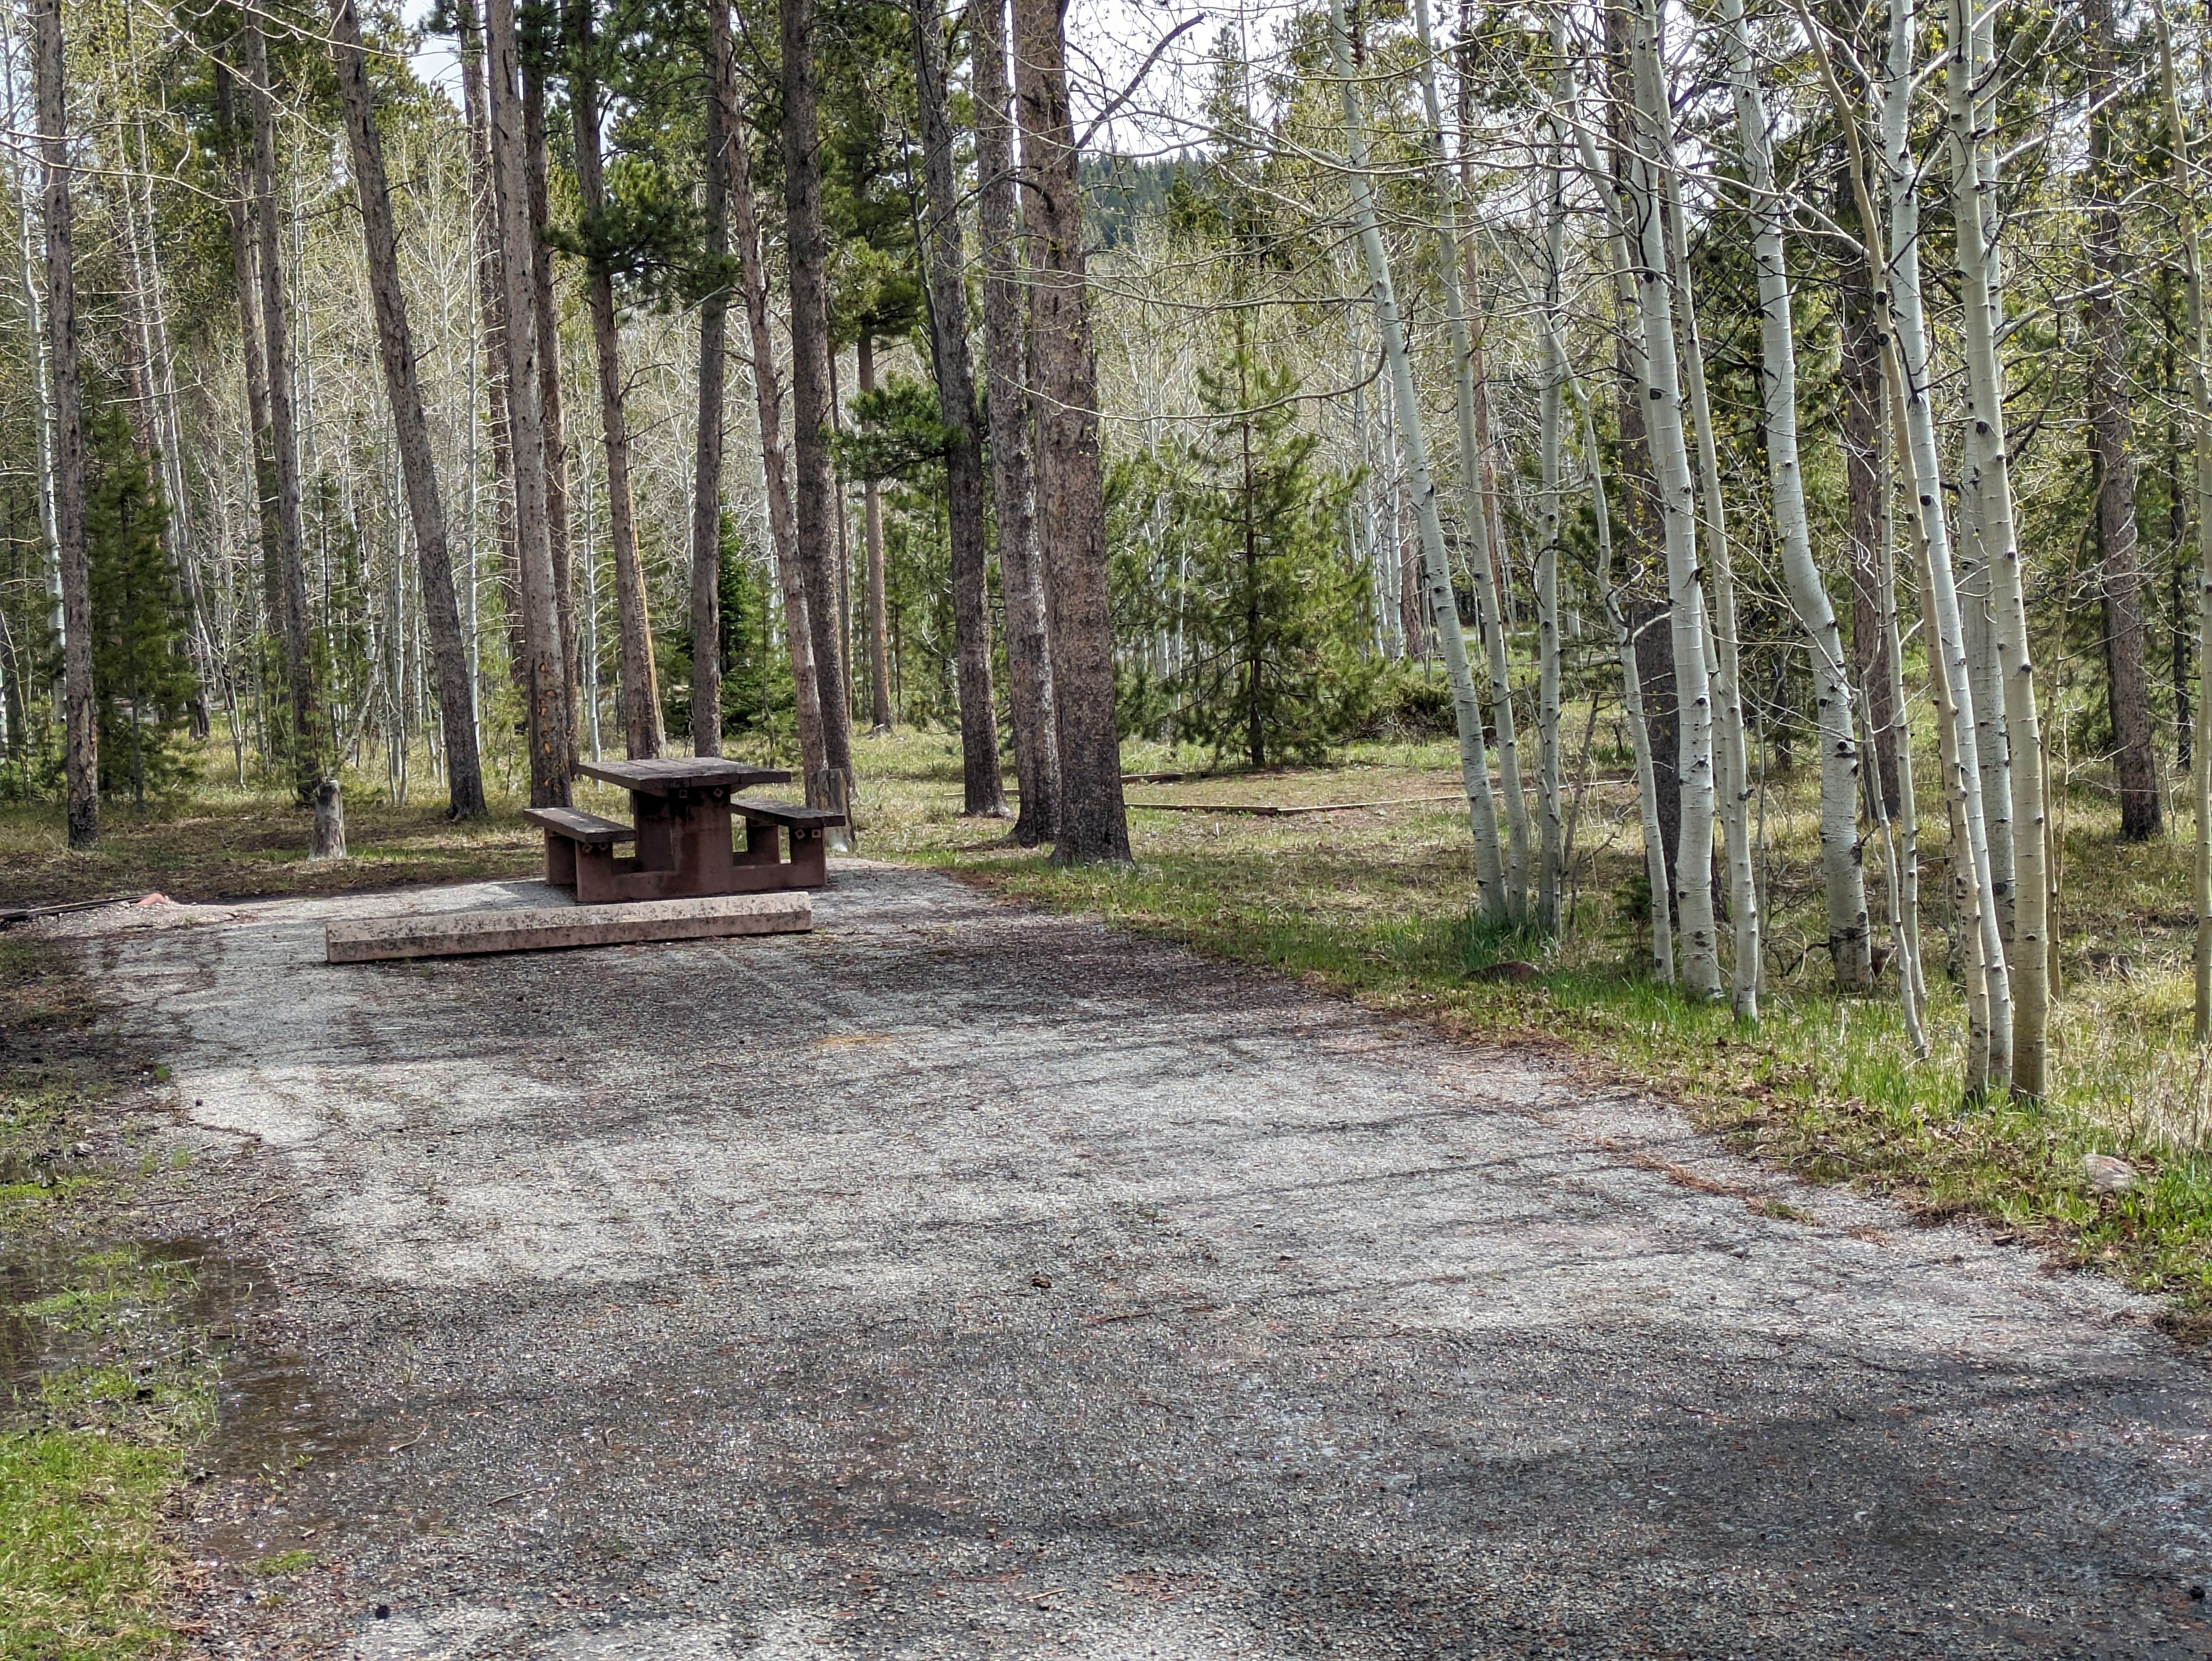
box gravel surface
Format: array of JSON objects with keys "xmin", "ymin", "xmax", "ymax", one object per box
[{"xmin": 48, "ymin": 862, "xmax": 2212, "ymax": 1659}]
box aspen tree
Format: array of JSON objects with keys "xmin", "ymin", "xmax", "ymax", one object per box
[
  {"xmin": 1720, "ymin": 0, "xmax": 1871, "ymax": 996},
  {"xmin": 1535, "ymin": 10, "xmax": 1568, "ymax": 935}
]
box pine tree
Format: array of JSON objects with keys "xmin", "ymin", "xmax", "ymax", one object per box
[
  {"xmin": 83, "ymin": 407, "xmax": 195, "ymax": 804},
  {"xmin": 1159, "ymin": 335, "xmax": 1370, "ymax": 769}
]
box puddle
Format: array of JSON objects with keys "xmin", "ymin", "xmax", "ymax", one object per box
[{"xmin": 2, "ymin": 1235, "xmax": 395, "ymax": 1561}]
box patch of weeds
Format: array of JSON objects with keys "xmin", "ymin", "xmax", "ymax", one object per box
[
  {"xmin": 0, "ymin": 1428, "xmax": 180, "ymax": 1661},
  {"xmin": 248, "ymin": 1549, "xmax": 317, "ymax": 1577}
]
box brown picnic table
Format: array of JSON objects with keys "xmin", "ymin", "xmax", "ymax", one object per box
[{"xmin": 521, "ymin": 758, "xmax": 845, "ymax": 904}]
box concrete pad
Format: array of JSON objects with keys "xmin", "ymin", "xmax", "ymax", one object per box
[{"xmin": 324, "ymin": 890, "xmax": 810, "ymax": 962}]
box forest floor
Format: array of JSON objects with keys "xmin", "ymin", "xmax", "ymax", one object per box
[
  {"xmin": 14, "ymin": 861, "xmax": 2212, "ymax": 1657},
  {"xmin": 6, "ymin": 726, "xmax": 2212, "ymax": 1653}
]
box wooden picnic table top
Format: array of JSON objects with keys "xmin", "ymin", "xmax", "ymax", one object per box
[{"xmin": 577, "ymin": 758, "xmax": 793, "ymax": 797}]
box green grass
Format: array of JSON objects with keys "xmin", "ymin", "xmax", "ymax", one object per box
[{"xmin": 0, "ymin": 1430, "xmax": 180, "ymax": 1660}]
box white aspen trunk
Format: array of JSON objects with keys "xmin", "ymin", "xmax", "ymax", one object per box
[
  {"xmin": 1884, "ymin": 0, "xmax": 2007, "ymax": 1093},
  {"xmin": 1535, "ymin": 18, "xmax": 1567, "ymax": 935},
  {"xmin": 1411, "ymin": 0, "xmax": 1509, "ymax": 915},
  {"xmin": 1571, "ymin": 100, "xmax": 1674, "ymax": 980},
  {"xmin": 1722, "ymin": 0, "xmax": 1872, "ymax": 996},
  {"xmin": 1340, "ymin": 0, "xmax": 1506, "ymax": 923},
  {"xmin": 1949, "ymin": 0, "xmax": 2047, "ymax": 1096},
  {"xmin": 1579, "ymin": 383, "xmax": 1674, "ymax": 982},
  {"xmin": 2, "ymin": 14, "xmax": 59, "ymax": 675},
  {"xmin": 1623, "ymin": 0, "xmax": 1722, "ymax": 1001},
  {"xmin": 1658, "ymin": 152, "xmax": 1757, "ymax": 1017},
  {"xmin": 2153, "ymin": 0, "xmax": 2212, "ymax": 1044},
  {"xmin": 1877, "ymin": 419, "xmax": 1930, "ymax": 1039}
]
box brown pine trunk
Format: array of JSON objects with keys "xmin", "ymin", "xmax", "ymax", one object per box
[
  {"xmin": 780, "ymin": 0, "xmax": 856, "ymax": 811},
  {"xmin": 215, "ymin": 62, "xmax": 283, "ymax": 698},
  {"xmin": 691, "ymin": 1, "xmax": 733, "ymax": 757},
  {"xmin": 330, "ymin": 0, "xmax": 486, "ymax": 818},
  {"xmin": 567, "ymin": 0, "xmax": 661, "ymax": 760},
  {"xmin": 728, "ymin": 92, "xmax": 824, "ymax": 787},
  {"xmin": 973, "ymin": 0, "xmax": 1058, "ymax": 843},
  {"xmin": 913, "ymin": 0, "xmax": 1006, "ymax": 816},
  {"xmin": 245, "ymin": 19, "xmax": 321, "ymax": 801},
  {"xmin": 2086, "ymin": 0, "xmax": 2158, "ymax": 840},
  {"xmin": 485, "ymin": 0, "xmax": 571, "ymax": 804},
  {"xmin": 34, "ymin": 0, "xmax": 88, "ymax": 847},
  {"xmin": 1011, "ymin": 0, "xmax": 1129, "ymax": 864},
  {"xmin": 457, "ymin": 0, "xmax": 525, "ymax": 700},
  {"xmin": 523, "ymin": 51, "xmax": 579, "ymax": 775},
  {"xmin": 859, "ymin": 332, "xmax": 894, "ymax": 732}
]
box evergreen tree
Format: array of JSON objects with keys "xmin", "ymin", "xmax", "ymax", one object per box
[
  {"xmin": 1157, "ymin": 336, "xmax": 1371, "ymax": 768},
  {"xmin": 83, "ymin": 407, "xmax": 197, "ymax": 803}
]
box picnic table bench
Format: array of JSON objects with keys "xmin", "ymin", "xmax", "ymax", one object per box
[{"xmin": 523, "ymin": 759, "xmax": 842, "ymax": 903}]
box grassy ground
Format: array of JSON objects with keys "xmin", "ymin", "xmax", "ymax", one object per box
[{"xmin": 0, "ymin": 936, "xmax": 222, "ymax": 1659}]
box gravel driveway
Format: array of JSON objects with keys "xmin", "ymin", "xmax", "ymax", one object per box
[{"xmin": 55, "ymin": 862, "xmax": 2212, "ymax": 1658}]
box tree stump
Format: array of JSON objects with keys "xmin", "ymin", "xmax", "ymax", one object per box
[{"xmin": 310, "ymin": 778, "xmax": 346, "ymax": 861}]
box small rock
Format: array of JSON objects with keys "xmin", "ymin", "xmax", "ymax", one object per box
[
  {"xmin": 2083, "ymin": 1153, "xmax": 2136, "ymax": 1194},
  {"xmin": 68, "ymin": 1141, "xmax": 92, "ymax": 1159},
  {"xmin": 1029, "ymin": 1273, "xmax": 1051, "ymax": 1290}
]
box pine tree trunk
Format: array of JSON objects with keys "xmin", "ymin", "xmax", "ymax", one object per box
[
  {"xmin": 567, "ymin": 0, "xmax": 661, "ymax": 760},
  {"xmin": 2086, "ymin": 0, "xmax": 2159, "ymax": 843},
  {"xmin": 244, "ymin": 19, "xmax": 320, "ymax": 801},
  {"xmin": 858, "ymin": 332, "xmax": 893, "ymax": 732},
  {"xmin": 1416, "ymin": 0, "xmax": 1508, "ymax": 916},
  {"xmin": 727, "ymin": 81, "xmax": 823, "ymax": 790},
  {"xmin": 330, "ymin": 0, "xmax": 486, "ymax": 819},
  {"xmin": 33, "ymin": 0, "xmax": 88, "ymax": 847},
  {"xmin": 1621, "ymin": 0, "xmax": 1722, "ymax": 1001},
  {"xmin": 692, "ymin": 1, "xmax": 733, "ymax": 758},
  {"xmin": 1723, "ymin": 0, "xmax": 1870, "ymax": 996},
  {"xmin": 1947, "ymin": 0, "xmax": 2044, "ymax": 1093},
  {"xmin": 973, "ymin": 0, "xmax": 1058, "ymax": 846},
  {"xmin": 1011, "ymin": 0, "xmax": 1129, "ymax": 864},
  {"xmin": 523, "ymin": 51, "xmax": 578, "ymax": 776},
  {"xmin": 781, "ymin": 0, "xmax": 857, "ymax": 818},
  {"xmin": 913, "ymin": 0, "xmax": 1007, "ymax": 816},
  {"xmin": 484, "ymin": 0, "xmax": 571, "ymax": 805}
]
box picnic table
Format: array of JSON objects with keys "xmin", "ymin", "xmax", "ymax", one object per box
[{"xmin": 521, "ymin": 758, "xmax": 845, "ymax": 904}]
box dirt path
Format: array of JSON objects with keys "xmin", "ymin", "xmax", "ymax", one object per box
[{"xmin": 49, "ymin": 863, "xmax": 2212, "ymax": 1658}]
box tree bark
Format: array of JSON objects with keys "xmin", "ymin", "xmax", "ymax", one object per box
[
  {"xmin": 692, "ymin": 0, "xmax": 734, "ymax": 758},
  {"xmin": 1011, "ymin": 0, "xmax": 1130, "ymax": 864},
  {"xmin": 244, "ymin": 18, "xmax": 320, "ymax": 801},
  {"xmin": 1621, "ymin": 0, "xmax": 1721, "ymax": 1001},
  {"xmin": 1947, "ymin": 0, "xmax": 2043, "ymax": 1092},
  {"xmin": 973, "ymin": 0, "xmax": 1059, "ymax": 845},
  {"xmin": 567, "ymin": 0, "xmax": 661, "ymax": 759},
  {"xmin": 858, "ymin": 332, "xmax": 893, "ymax": 732},
  {"xmin": 2086, "ymin": 0, "xmax": 2159, "ymax": 842},
  {"xmin": 330, "ymin": 0, "xmax": 486, "ymax": 818},
  {"xmin": 215, "ymin": 61, "xmax": 284, "ymax": 711},
  {"xmin": 780, "ymin": 0, "xmax": 857, "ymax": 816},
  {"xmin": 522, "ymin": 44, "xmax": 578, "ymax": 775},
  {"xmin": 1841, "ymin": 241, "xmax": 1899, "ymax": 814},
  {"xmin": 1723, "ymin": 0, "xmax": 1871, "ymax": 996},
  {"xmin": 726, "ymin": 86, "xmax": 823, "ymax": 789},
  {"xmin": 1534, "ymin": 16, "xmax": 1567, "ymax": 936},
  {"xmin": 1419, "ymin": 0, "xmax": 1509, "ymax": 915},
  {"xmin": 485, "ymin": 0, "xmax": 571, "ymax": 804},
  {"xmin": 913, "ymin": 0, "xmax": 1007, "ymax": 816},
  {"xmin": 33, "ymin": 0, "xmax": 88, "ymax": 847}
]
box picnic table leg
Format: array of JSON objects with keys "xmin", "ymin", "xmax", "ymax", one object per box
[
  {"xmin": 667, "ymin": 789, "xmax": 736, "ymax": 896},
  {"xmin": 633, "ymin": 793, "xmax": 676, "ymax": 873},
  {"xmin": 544, "ymin": 830, "xmax": 577, "ymax": 889},
  {"xmin": 785, "ymin": 826, "xmax": 828, "ymax": 888}
]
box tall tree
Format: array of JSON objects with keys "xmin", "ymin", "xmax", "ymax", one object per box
[
  {"xmin": 2085, "ymin": 0, "xmax": 2159, "ymax": 842},
  {"xmin": 1012, "ymin": 0, "xmax": 1129, "ymax": 864},
  {"xmin": 521, "ymin": 30, "xmax": 578, "ymax": 774},
  {"xmin": 973, "ymin": 0, "xmax": 1058, "ymax": 844},
  {"xmin": 693, "ymin": 0, "xmax": 735, "ymax": 756},
  {"xmin": 34, "ymin": 0, "xmax": 88, "ymax": 847},
  {"xmin": 244, "ymin": 17, "xmax": 320, "ymax": 800},
  {"xmin": 485, "ymin": 0, "xmax": 571, "ymax": 804},
  {"xmin": 329, "ymin": 0, "xmax": 486, "ymax": 818},
  {"xmin": 565, "ymin": 0, "xmax": 661, "ymax": 758},
  {"xmin": 781, "ymin": 0, "xmax": 857, "ymax": 815},
  {"xmin": 912, "ymin": 0, "xmax": 1006, "ymax": 817}
]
